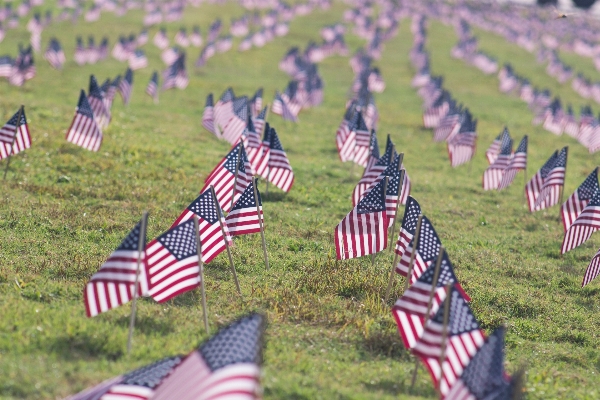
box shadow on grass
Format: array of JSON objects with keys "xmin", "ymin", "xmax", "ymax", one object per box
[
  {"xmin": 364, "ymin": 379, "xmax": 436, "ymax": 398},
  {"xmin": 47, "ymin": 332, "xmax": 124, "ymax": 361},
  {"xmin": 357, "ymin": 330, "xmax": 412, "ymax": 361}
]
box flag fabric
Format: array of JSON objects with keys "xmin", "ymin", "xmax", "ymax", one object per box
[
  {"xmin": 396, "ymin": 215, "xmax": 442, "ymax": 285},
  {"xmin": 448, "ymin": 130, "xmax": 477, "ymax": 168},
  {"xmin": 146, "ymin": 71, "xmax": 159, "ymax": 101},
  {"xmin": 272, "ymin": 91, "xmax": 297, "ymax": 122},
  {"xmin": 352, "ymin": 112, "xmax": 371, "ymax": 167},
  {"xmin": 84, "ymin": 219, "xmax": 147, "ymax": 318},
  {"xmin": 171, "ymin": 190, "xmax": 231, "ymax": 264},
  {"xmin": 561, "ymin": 191, "xmax": 600, "ymax": 254},
  {"xmin": 412, "ymin": 285, "xmax": 486, "ymax": 396},
  {"xmin": 225, "ymin": 180, "xmax": 263, "ymax": 236},
  {"xmin": 66, "ymin": 356, "xmax": 183, "ymax": 400},
  {"xmin": 201, "ymin": 142, "xmax": 252, "ymax": 213},
  {"xmin": 213, "ymin": 88, "xmax": 235, "ymax": 135},
  {"xmin": 336, "ymin": 104, "xmax": 356, "ymax": 163},
  {"xmin": 485, "ymin": 132, "xmax": 503, "ymax": 164},
  {"xmin": 525, "ymin": 150, "xmax": 558, "ymax": 211},
  {"xmin": 583, "ymin": 247, "xmax": 600, "ymax": 287},
  {"xmin": 0, "ymin": 108, "xmax": 31, "ymax": 160},
  {"xmin": 202, "ymin": 93, "xmax": 215, "ymax": 134},
  {"xmin": 394, "ymin": 196, "xmax": 422, "ymax": 261},
  {"xmin": 393, "ymin": 252, "xmax": 467, "ymax": 350},
  {"xmin": 266, "ymin": 127, "xmax": 294, "ymax": 192},
  {"xmin": 119, "ymin": 68, "xmax": 133, "ymax": 105},
  {"xmin": 533, "ymin": 147, "xmax": 568, "ymax": 211},
  {"xmin": 66, "ymin": 90, "xmax": 103, "ymax": 152},
  {"xmin": 445, "ymin": 327, "xmax": 512, "ymax": 400},
  {"xmin": 335, "ymin": 178, "xmax": 388, "ymax": 260},
  {"xmin": 146, "ymin": 219, "xmax": 200, "ymax": 303},
  {"xmin": 498, "ymin": 135, "xmax": 528, "ymax": 191},
  {"xmin": 222, "ymin": 96, "xmax": 248, "ymax": 144},
  {"xmin": 150, "ymin": 313, "xmax": 264, "ymax": 400},
  {"xmin": 483, "ymin": 128, "xmax": 512, "ymax": 191},
  {"xmin": 561, "ymin": 168, "xmax": 599, "ymax": 232}
]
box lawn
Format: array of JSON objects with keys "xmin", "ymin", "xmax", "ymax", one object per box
[{"xmin": 1, "ymin": 1, "xmax": 600, "ymax": 399}]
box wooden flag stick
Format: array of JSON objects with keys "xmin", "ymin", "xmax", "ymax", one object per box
[
  {"xmin": 229, "ymin": 144, "xmax": 243, "ymax": 211},
  {"xmin": 127, "ymin": 211, "xmax": 149, "ymax": 355},
  {"xmin": 404, "ymin": 214, "xmax": 423, "ymax": 293},
  {"xmin": 437, "ymin": 283, "xmax": 453, "ymax": 393},
  {"xmin": 3, "ymin": 105, "xmax": 24, "ymax": 181},
  {"xmin": 210, "ymin": 185, "xmax": 242, "ymax": 296},
  {"xmin": 193, "ymin": 215, "xmax": 209, "ymax": 334},
  {"xmin": 558, "ymin": 147, "xmax": 569, "ymax": 219},
  {"xmin": 253, "ymin": 177, "xmax": 269, "ymax": 269},
  {"xmin": 410, "ymin": 246, "xmax": 445, "ymax": 389},
  {"xmin": 388, "ymin": 165, "xmax": 405, "ymax": 252},
  {"xmin": 384, "ymin": 251, "xmax": 399, "ymax": 303}
]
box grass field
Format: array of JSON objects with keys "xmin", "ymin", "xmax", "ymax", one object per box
[{"xmin": 2, "ymin": 1, "xmax": 600, "ymax": 399}]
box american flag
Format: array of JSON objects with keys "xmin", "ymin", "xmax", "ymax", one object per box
[
  {"xmin": 0, "ymin": 56, "xmax": 13, "ymax": 78},
  {"xmin": 0, "ymin": 107, "xmax": 30, "ymax": 160},
  {"xmin": 202, "ymin": 93, "xmax": 215, "ymax": 134},
  {"xmin": 412, "ymin": 285, "xmax": 486, "ymax": 396},
  {"xmin": 146, "ymin": 219, "xmax": 200, "ymax": 303},
  {"xmin": 84, "ymin": 218, "xmax": 148, "ymax": 318},
  {"xmin": 272, "ymin": 91, "xmax": 297, "ymax": 122},
  {"xmin": 44, "ymin": 37, "xmax": 65, "ymax": 69},
  {"xmin": 485, "ymin": 131, "xmax": 503, "ymax": 164},
  {"xmin": 245, "ymin": 121, "xmax": 268, "ymax": 178},
  {"xmin": 445, "ymin": 327, "xmax": 513, "ymax": 400},
  {"xmin": 352, "ymin": 112, "xmax": 371, "ymax": 167},
  {"xmin": 74, "ymin": 36, "xmax": 87, "ymax": 65},
  {"xmin": 171, "ymin": 190, "xmax": 231, "ymax": 264},
  {"xmin": 336, "ymin": 103, "xmax": 356, "ymax": 163},
  {"xmin": 447, "ymin": 119, "xmax": 477, "ymax": 168},
  {"xmin": 129, "ymin": 49, "xmax": 148, "ymax": 70},
  {"xmin": 66, "ymin": 356, "xmax": 183, "ymax": 400},
  {"xmin": 498, "ymin": 135, "xmax": 528, "ymax": 191},
  {"xmin": 483, "ymin": 128, "xmax": 512, "ymax": 191},
  {"xmin": 201, "ymin": 142, "xmax": 251, "ymax": 213},
  {"xmin": 222, "ymin": 96, "xmax": 248, "ymax": 144},
  {"xmin": 119, "ymin": 68, "xmax": 133, "ymax": 105},
  {"xmin": 526, "ymin": 151, "xmax": 558, "ymax": 211},
  {"xmin": 66, "ymin": 90, "xmax": 103, "ymax": 152},
  {"xmin": 88, "ymin": 75, "xmax": 110, "ymax": 129},
  {"xmin": 104, "ymin": 76, "xmax": 120, "ymax": 112},
  {"xmin": 146, "ymin": 71, "xmax": 159, "ymax": 102},
  {"xmin": 394, "ymin": 195, "xmax": 421, "ymax": 261},
  {"xmin": 335, "ymin": 178, "xmax": 388, "ymax": 260},
  {"xmin": 352, "ymin": 135, "xmax": 395, "ymax": 206},
  {"xmin": 251, "ymin": 87, "xmax": 263, "ymax": 117},
  {"xmin": 266, "ymin": 127, "xmax": 294, "ymax": 192},
  {"xmin": 561, "ymin": 168, "xmax": 599, "ymax": 232},
  {"xmin": 583, "ymin": 246, "xmax": 600, "ymax": 287},
  {"xmin": 561, "ymin": 191, "xmax": 600, "ymax": 254},
  {"xmin": 150, "ymin": 313, "xmax": 264, "ymax": 400},
  {"xmin": 533, "ymin": 147, "xmax": 568, "ymax": 211},
  {"xmin": 214, "ymin": 88, "xmax": 235, "ymax": 136},
  {"xmin": 252, "ymin": 106, "xmax": 267, "ymax": 136},
  {"xmin": 154, "ymin": 28, "xmax": 169, "ymax": 49},
  {"xmin": 393, "ymin": 251, "xmax": 467, "ymax": 350},
  {"xmin": 433, "ymin": 112, "xmax": 461, "ymax": 142},
  {"xmin": 396, "ymin": 215, "xmax": 442, "ymax": 285},
  {"xmin": 225, "ymin": 180, "xmax": 263, "ymax": 236}
]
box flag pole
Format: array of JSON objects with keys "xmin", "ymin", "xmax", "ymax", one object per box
[
  {"xmin": 3, "ymin": 105, "xmax": 24, "ymax": 181},
  {"xmin": 372, "ymin": 176, "xmax": 389, "ymax": 267},
  {"xmin": 404, "ymin": 214, "xmax": 423, "ymax": 292},
  {"xmin": 127, "ymin": 211, "xmax": 148, "ymax": 354},
  {"xmin": 558, "ymin": 147, "xmax": 569, "ymax": 219},
  {"xmin": 388, "ymin": 153, "xmax": 404, "ymax": 251},
  {"xmin": 229, "ymin": 144, "xmax": 243, "ymax": 211},
  {"xmin": 410, "ymin": 246, "xmax": 445, "ymax": 389},
  {"xmin": 437, "ymin": 283, "xmax": 453, "ymax": 394},
  {"xmin": 210, "ymin": 185, "xmax": 242, "ymax": 296},
  {"xmin": 253, "ymin": 176, "xmax": 269, "ymax": 269},
  {"xmin": 384, "ymin": 251, "xmax": 399, "ymax": 303},
  {"xmin": 193, "ymin": 215, "xmax": 210, "ymax": 334}
]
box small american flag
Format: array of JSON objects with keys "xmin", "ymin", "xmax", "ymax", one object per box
[
  {"xmin": 561, "ymin": 168, "xmax": 599, "ymax": 232},
  {"xmin": 251, "ymin": 87, "xmax": 263, "ymax": 117},
  {"xmin": 335, "ymin": 178, "xmax": 388, "ymax": 260},
  {"xmin": 213, "ymin": 88, "xmax": 235, "ymax": 135},
  {"xmin": 201, "ymin": 142, "xmax": 251, "ymax": 212},
  {"xmin": 445, "ymin": 327, "xmax": 513, "ymax": 400},
  {"xmin": 222, "ymin": 96, "xmax": 248, "ymax": 144},
  {"xmin": 272, "ymin": 91, "xmax": 297, "ymax": 122},
  {"xmin": 154, "ymin": 28, "xmax": 169, "ymax": 49},
  {"xmin": 150, "ymin": 313, "xmax": 264, "ymax": 400},
  {"xmin": 84, "ymin": 218, "xmax": 147, "ymax": 318},
  {"xmin": 118, "ymin": 68, "xmax": 133, "ymax": 105},
  {"xmin": 412, "ymin": 285, "xmax": 485, "ymax": 396},
  {"xmin": 0, "ymin": 107, "xmax": 30, "ymax": 160},
  {"xmin": 146, "ymin": 219, "xmax": 200, "ymax": 303},
  {"xmin": 352, "ymin": 112, "xmax": 371, "ymax": 167},
  {"xmin": 202, "ymin": 93, "xmax": 215, "ymax": 134},
  {"xmin": 433, "ymin": 112, "xmax": 461, "ymax": 142},
  {"xmin": 396, "ymin": 215, "xmax": 442, "ymax": 284},
  {"xmin": 526, "ymin": 150, "xmax": 558, "ymax": 211},
  {"xmin": 266, "ymin": 127, "xmax": 294, "ymax": 192},
  {"xmin": 498, "ymin": 135, "xmax": 528, "ymax": 191},
  {"xmin": 172, "ymin": 190, "xmax": 231, "ymax": 264},
  {"xmin": 394, "ymin": 195, "xmax": 421, "ymax": 261},
  {"xmin": 392, "ymin": 252, "xmax": 468, "ymax": 350},
  {"xmin": 88, "ymin": 75, "xmax": 110, "ymax": 129},
  {"xmin": 532, "ymin": 147, "xmax": 568, "ymax": 211},
  {"xmin": 146, "ymin": 71, "xmax": 158, "ymax": 102},
  {"xmin": 336, "ymin": 103, "xmax": 356, "ymax": 163},
  {"xmin": 352, "ymin": 135, "xmax": 395, "ymax": 205},
  {"xmin": 44, "ymin": 37, "xmax": 65, "ymax": 69},
  {"xmin": 583, "ymin": 246, "xmax": 600, "ymax": 287},
  {"xmin": 485, "ymin": 131, "xmax": 503, "ymax": 164},
  {"xmin": 252, "ymin": 106, "xmax": 267, "ymax": 136},
  {"xmin": 447, "ymin": 117, "xmax": 477, "ymax": 168},
  {"xmin": 225, "ymin": 180, "xmax": 263, "ymax": 236},
  {"xmin": 66, "ymin": 90, "xmax": 103, "ymax": 152},
  {"xmin": 483, "ymin": 128, "xmax": 512, "ymax": 191},
  {"xmin": 561, "ymin": 190, "xmax": 600, "ymax": 254}
]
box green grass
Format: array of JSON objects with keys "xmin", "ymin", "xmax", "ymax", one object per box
[{"xmin": 2, "ymin": 2, "xmax": 600, "ymax": 399}]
